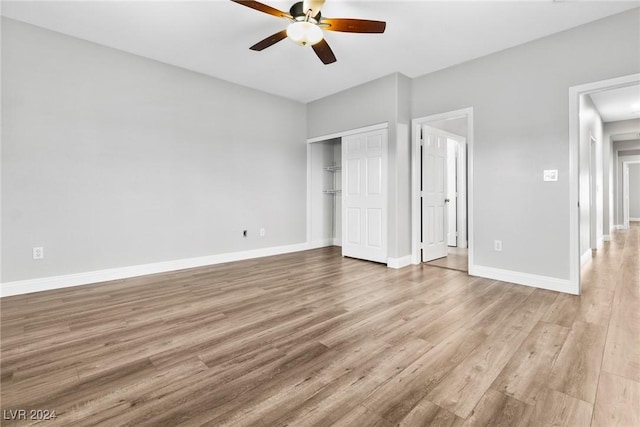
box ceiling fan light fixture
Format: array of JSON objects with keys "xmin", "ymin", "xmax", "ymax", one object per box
[{"xmin": 287, "ymin": 21, "xmax": 323, "ymax": 46}]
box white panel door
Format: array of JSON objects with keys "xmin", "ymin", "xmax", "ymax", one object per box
[
  {"xmin": 342, "ymin": 129, "xmax": 387, "ymax": 263},
  {"xmin": 422, "ymin": 126, "xmax": 449, "ymax": 262}
]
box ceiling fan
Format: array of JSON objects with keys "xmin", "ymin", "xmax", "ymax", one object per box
[{"xmin": 230, "ymin": 0, "xmax": 386, "ymax": 64}]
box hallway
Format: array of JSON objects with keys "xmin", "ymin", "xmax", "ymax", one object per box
[{"xmin": 579, "ymin": 221, "xmax": 639, "ymax": 426}]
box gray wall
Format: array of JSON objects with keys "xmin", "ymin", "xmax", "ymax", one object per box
[
  {"xmin": 426, "ymin": 117, "xmax": 468, "ymax": 138},
  {"xmin": 394, "ymin": 74, "xmax": 412, "ymax": 259},
  {"xmin": 2, "ymin": 18, "xmax": 307, "ymax": 282},
  {"xmin": 411, "ymin": 8, "xmax": 640, "ymax": 280},
  {"xmin": 629, "ymin": 163, "xmax": 640, "ymax": 219},
  {"xmin": 306, "ymin": 74, "xmax": 397, "ymax": 140}
]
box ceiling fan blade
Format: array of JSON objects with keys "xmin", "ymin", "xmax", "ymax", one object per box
[
  {"xmin": 322, "ymin": 18, "xmax": 386, "ymax": 33},
  {"xmin": 250, "ymin": 30, "xmax": 289, "ymax": 51},
  {"xmin": 312, "ymin": 39, "xmax": 337, "ymax": 65},
  {"xmin": 231, "ymin": 0, "xmax": 292, "ymax": 20}
]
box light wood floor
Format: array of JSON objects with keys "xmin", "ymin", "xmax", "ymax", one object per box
[
  {"xmin": 1, "ymin": 224, "xmax": 638, "ymax": 426},
  {"xmin": 425, "ymin": 247, "xmax": 468, "ymax": 272}
]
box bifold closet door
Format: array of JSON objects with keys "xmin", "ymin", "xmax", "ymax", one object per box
[{"xmin": 342, "ymin": 128, "xmax": 388, "ymax": 264}]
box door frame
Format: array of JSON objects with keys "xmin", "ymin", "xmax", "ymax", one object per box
[
  {"xmin": 411, "ymin": 108, "xmax": 474, "ymax": 270},
  {"xmin": 568, "ymin": 73, "xmax": 640, "ymax": 295},
  {"xmin": 306, "ymin": 122, "xmax": 389, "ymax": 253},
  {"xmin": 447, "ymin": 134, "xmax": 468, "ymax": 249},
  {"xmin": 589, "ymin": 135, "xmax": 598, "ymax": 250},
  {"xmin": 622, "ymin": 160, "xmax": 640, "ymax": 229}
]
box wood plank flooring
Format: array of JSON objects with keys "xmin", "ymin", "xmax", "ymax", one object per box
[
  {"xmin": 1, "ymin": 223, "xmax": 638, "ymax": 426},
  {"xmin": 424, "ymin": 248, "xmax": 468, "ymax": 272}
]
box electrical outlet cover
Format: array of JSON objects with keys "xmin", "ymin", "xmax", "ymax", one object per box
[{"xmin": 33, "ymin": 247, "xmax": 44, "ymax": 259}]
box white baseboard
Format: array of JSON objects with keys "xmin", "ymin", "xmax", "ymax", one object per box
[
  {"xmin": 581, "ymin": 250, "xmax": 592, "ymax": 266},
  {"xmin": 469, "ymin": 265, "xmax": 577, "ymax": 295},
  {"xmin": 387, "ymin": 255, "xmax": 412, "ymax": 269},
  {"xmin": 308, "ymin": 239, "xmax": 336, "ymax": 249},
  {"xmin": 603, "ymin": 235, "xmax": 611, "ymax": 242},
  {"xmin": 612, "ymin": 225, "xmax": 624, "ymax": 231},
  {"xmin": 1, "ymin": 242, "xmax": 310, "ymax": 298},
  {"xmin": 631, "ymin": 218, "xmax": 640, "ymax": 222}
]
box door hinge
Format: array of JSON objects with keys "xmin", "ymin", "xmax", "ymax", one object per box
[
  {"xmin": 420, "ymin": 191, "xmax": 424, "ymax": 197},
  {"xmin": 419, "ymin": 242, "xmax": 424, "ymax": 250}
]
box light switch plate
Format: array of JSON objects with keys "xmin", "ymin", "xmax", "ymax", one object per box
[{"xmin": 543, "ymin": 170, "xmax": 558, "ymax": 182}]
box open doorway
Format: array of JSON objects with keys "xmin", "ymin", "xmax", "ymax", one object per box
[
  {"xmin": 569, "ymin": 73, "xmax": 640, "ymax": 294},
  {"xmin": 622, "ymin": 160, "xmax": 640, "ymax": 229},
  {"xmin": 411, "ymin": 108, "xmax": 473, "ymax": 273}
]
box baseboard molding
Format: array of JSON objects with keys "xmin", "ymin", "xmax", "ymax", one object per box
[
  {"xmin": 387, "ymin": 255, "xmax": 412, "ymax": 269},
  {"xmin": 469, "ymin": 265, "xmax": 577, "ymax": 295},
  {"xmin": 581, "ymin": 250, "xmax": 592, "ymax": 266},
  {"xmin": 1, "ymin": 242, "xmax": 310, "ymax": 298},
  {"xmin": 308, "ymin": 239, "xmax": 335, "ymax": 249},
  {"xmin": 612, "ymin": 224, "xmax": 624, "ymax": 231},
  {"xmin": 603, "ymin": 235, "xmax": 611, "ymax": 242},
  {"xmin": 631, "ymin": 218, "xmax": 640, "ymax": 222}
]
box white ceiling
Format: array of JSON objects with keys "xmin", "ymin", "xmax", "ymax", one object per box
[
  {"xmin": 2, "ymin": 1, "xmax": 639, "ymax": 103},
  {"xmin": 590, "ymin": 84, "xmax": 640, "ymax": 123}
]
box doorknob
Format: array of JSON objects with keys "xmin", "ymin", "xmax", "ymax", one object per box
[{"xmin": 444, "ymin": 198, "xmax": 450, "ymax": 203}]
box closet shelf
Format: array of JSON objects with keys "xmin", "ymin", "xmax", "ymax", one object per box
[
  {"xmin": 323, "ymin": 189, "xmax": 342, "ymax": 194},
  {"xmin": 323, "ymin": 166, "xmax": 342, "ymax": 172}
]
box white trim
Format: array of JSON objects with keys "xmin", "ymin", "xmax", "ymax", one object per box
[
  {"xmin": 568, "ymin": 73, "xmax": 640, "ymax": 296},
  {"xmin": 387, "ymin": 255, "xmax": 412, "ymax": 269},
  {"xmin": 589, "ymin": 135, "xmax": 597, "ymax": 251},
  {"xmin": 306, "ymin": 122, "xmax": 388, "ymax": 144},
  {"xmin": 470, "ymin": 265, "xmax": 577, "ymax": 295},
  {"xmin": 622, "ymin": 159, "xmax": 640, "ymax": 230},
  {"xmin": 308, "ymin": 239, "xmax": 335, "ymax": 249},
  {"xmin": 631, "ymin": 218, "xmax": 640, "ymax": 222},
  {"xmin": 411, "ymin": 107, "xmax": 474, "ymax": 273},
  {"xmin": 456, "ymin": 139, "xmax": 468, "ymax": 250},
  {"xmin": 306, "ymin": 146, "xmax": 313, "ymax": 245},
  {"xmin": 612, "ymin": 224, "xmax": 625, "ymax": 231},
  {"xmin": 581, "ymin": 249, "xmax": 592, "ymax": 267},
  {"xmin": 1, "ymin": 242, "xmax": 309, "ymax": 297},
  {"xmin": 603, "ymin": 235, "xmax": 611, "ymax": 242}
]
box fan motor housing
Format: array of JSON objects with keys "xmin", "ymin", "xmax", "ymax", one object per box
[{"xmin": 290, "ymin": 1, "xmax": 321, "ymax": 21}]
